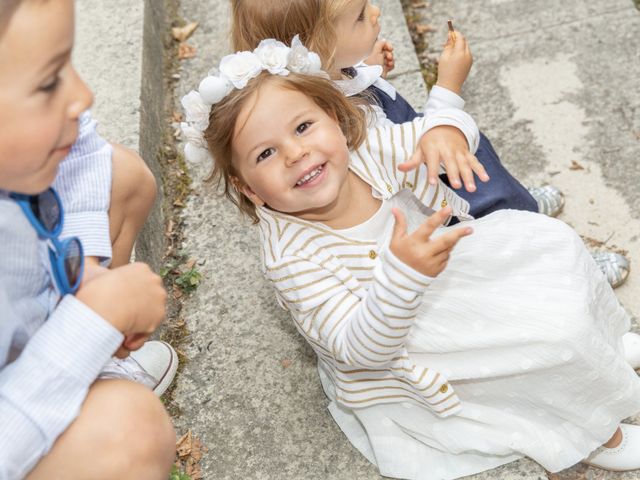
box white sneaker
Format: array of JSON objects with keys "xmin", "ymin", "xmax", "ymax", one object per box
[
  {"xmin": 528, "ymin": 185, "xmax": 564, "ymax": 217},
  {"xmin": 99, "ymin": 340, "xmax": 179, "ymax": 396},
  {"xmin": 584, "ymin": 424, "xmax": 640, "ymax": 471},
  {"xmin": 623, "ymin": 332, "xmax": 640, "ymax": 371}
]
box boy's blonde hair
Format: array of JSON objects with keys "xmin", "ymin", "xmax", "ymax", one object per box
[
  {"xmin": 231, "ymin": 0, "xmax": 350, "ymax": 72},
  {"xmin": 204, "ymin": 72, "xmax": 369, "ymax": 222}
]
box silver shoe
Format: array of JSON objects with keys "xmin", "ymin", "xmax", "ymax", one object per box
[
  {"xmin": 528, "ymin": 185, "xmax": 565, "ymax": 217},
  {"xmin": 592, "ymin": 251, "xmax": 630, "ymax": 289}
]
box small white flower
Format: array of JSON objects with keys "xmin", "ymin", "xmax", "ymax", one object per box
[
  {"xmin": 287, "ymin": 35, "xmax": 323, "ymax": 74},
  {"xmin": 181, "ymin": 90, "xmax": 210, "ymax": 131},
  {"xmin": 255, "ymin": 39, "xmax": 290, "ymax": 76},
  {"xmin": 198, "ymin": 75, "xmax": 232, "ymax": 104},
  {"xmin": 219, "ymin": 51, "xmax": 262, "ymax": 89},
  {"xmin": 180, "ymin": 122, "xmax": 206, "ymax": 149}
]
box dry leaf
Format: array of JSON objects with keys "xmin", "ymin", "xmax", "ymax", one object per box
[
  {"xmin": 281, "ymin": 359, "xmax": 292, "ymax": 369},
  {"xmin": 172, "ymin": 22, "xmax": 199, "ymax": 42},
  {"xmin": 172, "ymin": 111, "xmax": 183, "ymax": 123},
  {"xmin": 411, "ymin": 1, "xmax": 428, "ymax": 7},
  {"xmin": 173, "ymin": 198, "xmax": 185, "ymax": 207},
  {"xmin": 176, "ymin": 430, "xmax": 192, "ymax": 458},
  {"xmin": 415, "ymin": 23, "xmax": 435, "ymax": 35},
  {"xmin": 184, "ymin": 259, "xmax": 196, "ymax": 269},
  {"xmin": 178, "ymin": 43, "xmax": 197, "ymax": 60},
  {"xmin": 569, "ymin": 160, "xmax": 584, "ymax": 170}
]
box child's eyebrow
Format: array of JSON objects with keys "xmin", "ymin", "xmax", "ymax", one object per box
[{"xmin": 38, "ymin": 47, "xmax": 72, "ymax": 75}]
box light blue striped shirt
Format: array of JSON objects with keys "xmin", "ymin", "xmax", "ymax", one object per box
[{"xmin": 0, "ymin": 111, "xmax": 123, "ymax": 479}]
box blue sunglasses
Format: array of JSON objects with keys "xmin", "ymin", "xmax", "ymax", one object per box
[{"xmin": 10, "ymin": 188, "xmax": 84, "ymax": 296}]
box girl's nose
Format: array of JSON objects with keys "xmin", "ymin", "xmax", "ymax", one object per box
[
  {"xmin": 67, "ymin": 66, "xmax": 94, "ymax": 120},
  {"xmin": 284, "ymin": 141, "xmax": 308, "ymax": 167}
]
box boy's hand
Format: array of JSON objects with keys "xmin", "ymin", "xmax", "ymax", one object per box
[
  {"xmin": 365, "ymin": 39, "xmax": 395, "ymax": 77},
  {"xmin": 398, "ymin": 125, "xmax": 489, "ymax": 192},
  {"xmin": 389, "ymin": 207, "xmax": 472, "ymax": 278},
  {"xmin": 76, "ymin": 262, "xmax": 167, "ymax": 356},
  {"xmin": 436, "ymin": 30, "xmax": 472, "ymax": 94}
]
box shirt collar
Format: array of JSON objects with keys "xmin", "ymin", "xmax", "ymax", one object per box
[{"xmin": 334, "ymin": 63, "xmax": 397, "ymax": 100}]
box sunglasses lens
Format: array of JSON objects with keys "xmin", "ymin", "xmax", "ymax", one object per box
[
  {"xmin": 63, "ymin": 238, "xmax": 83, "ymax": 289},
  {"xmin": 30, "ymin": 189, "xmax": 61, "ymax": 233}
]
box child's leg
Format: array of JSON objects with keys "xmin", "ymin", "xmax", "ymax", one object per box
[
  {"xmin": 108, "ymin": 144, "xmax": 157, "ymax": 267},
  {"xmin": 26, "ymin": 380, "xmax": 175, "ymax": 480}
]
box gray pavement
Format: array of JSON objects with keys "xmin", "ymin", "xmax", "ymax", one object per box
[{"xmin": 75, "ymin": 0, "xmax": 640, "ymax": 478}]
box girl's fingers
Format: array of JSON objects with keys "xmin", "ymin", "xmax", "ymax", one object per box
[
  {"xmin": 468, "ymin": 152, "xmax": 489, "ymax": 182},
  {"xmin": 423, "ymin": 142, "xmax": 442, "ymax": 185},
  {"xmin": 415, "ymin": 206, "xmax": 452, "ymax": 241},
  {"xmin": 443, "ymin": 152, "xmax": 462, "ymax": 189},
  {"xmin": 391, "ymin": 208, "xmax": 408, "ymax": 241},
  {"xmin": 430, "ymin": 225, "xmax": 473, "ymax": 255},
  {"xmin": 456, "ymin": 152, "xmax": 476, "ymax": 192}
]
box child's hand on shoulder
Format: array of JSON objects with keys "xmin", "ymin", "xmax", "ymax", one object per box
[
  {"xmin": 436, "ymin": 30, "xmax": 472, "ymax": 95},
  {"xmin": 365, "ymin": 39, "xmax": 395, "ymax": 78},
  {"xmin": 398, "ymin": 125, "xmax": 489, "ymax": 192},
  {"xmin": 76, "ymin": 262, "xmax": 167, "ymax": 357},
  {"xmin": 389, "ymin": 207, "xmax": 472, "ymax": 278}
]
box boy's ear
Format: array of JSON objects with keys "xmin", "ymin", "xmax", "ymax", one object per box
[{"xmin": 231, "ymin": 175, "xmax": 265, "ymax": 207}]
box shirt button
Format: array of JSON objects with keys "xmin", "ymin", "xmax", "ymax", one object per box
[
  {"xmin": 404, "ymin": 181, "xmax": 413, "ymax": 189},
  {"xmin": 386, "ymin": 183, "xmax": 392, "ymax": 193},
  {"xmin": 440, "ymin": 199, "xmax": 448, "ymax": 208},
  {"xmin": 439, "ymin": 383, "xmax": 449, "ymax": 394},
  {"xmin": 369, "ymin": 250, "xmax": 377, "ymax": 259}
]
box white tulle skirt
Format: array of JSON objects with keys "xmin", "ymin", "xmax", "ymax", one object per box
[{"xmin": 319, "ymin": 210, "xmax": 640, "ymax": 480}]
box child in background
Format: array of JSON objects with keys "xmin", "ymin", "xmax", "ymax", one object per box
[
  {"xmin": 229, "ymin": 0, "xmax": 630, "ymax": 288},
  {"xmin": 0, "ymin": 0, "xmax": 175, "ymax": 478},
  {"xmin": 183, "ymin": 41, "xmax": 640, "ymax": 479}
]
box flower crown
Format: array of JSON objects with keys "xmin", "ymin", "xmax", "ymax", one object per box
[{"xmin": 180, "ymin": 35, "xmax": 325, "ymax": 163}]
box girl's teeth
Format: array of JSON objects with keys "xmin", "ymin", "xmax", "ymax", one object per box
[{"xmin": 296, "ymin": 165, "xmax": 323, "ymax": 186}]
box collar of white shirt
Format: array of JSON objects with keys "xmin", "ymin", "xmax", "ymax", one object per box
[{"xmin": 334, "ymin": 63, "xmax": 397, "ymax": 100}]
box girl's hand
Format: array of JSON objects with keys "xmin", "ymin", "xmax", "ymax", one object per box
[
  {"xmin": 365, "ymin": 39, "xmax": 395, "ymax": 77},
  {"xmin": 389, "ymin": 207, "xmax": 472, "ymax": 278},
  {"xmin": 436, "ymin": 30, "xmax": 472, "ymax": 94},
  {"xmin": 398, "ymin": 125, "xmax": 489, "ymax": 192}
]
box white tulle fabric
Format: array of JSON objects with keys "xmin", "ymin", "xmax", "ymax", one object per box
[{"xmin": 320, "ymin": 199, "xmax": 640, "ymax": 480}]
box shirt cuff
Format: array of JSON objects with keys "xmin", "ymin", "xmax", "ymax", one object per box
[
  {"xmin": 62, "ymin": 211, "xmax": 112, "ymax": 261},
  {"xmin": 428, "ymin": 85, "xmax": 465, "ymax": 109}
]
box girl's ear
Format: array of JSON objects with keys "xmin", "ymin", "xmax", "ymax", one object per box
[{"xmin": 231, "ymin": 175, "xmax": 265, "ymax": 207}]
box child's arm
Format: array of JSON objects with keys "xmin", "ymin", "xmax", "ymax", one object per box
[
  {"xmin": 435, "ymin": 29, "xmax": 472, "ymax": 95},
  {"xmin": 266, "ymin": 209, "xmax": 469, "ymax": 369},
  {"xmin": 53, "ymin": 111, "xmax": 113, "ymax": 264}
]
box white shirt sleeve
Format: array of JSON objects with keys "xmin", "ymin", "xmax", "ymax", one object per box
[{"xmin": 54, "ymin": 110, "xmax": 113, "ymax": 262}]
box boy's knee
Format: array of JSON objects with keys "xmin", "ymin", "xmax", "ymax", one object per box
[
  {"xmin": 111, "ymin": 143, "xmax": 157, "ymax": 207},
  {"xmin": 90, "ymin": 380, "xmax": 175, "ymax": 477}
]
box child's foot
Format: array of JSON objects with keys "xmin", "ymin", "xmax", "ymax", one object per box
[
  {"xmin": 592, "ymin": 251, "xmax": 630, "ymax": 289},
  {"xmin": 528, "ymin": 185, "xmax": 565, "ymax": 217},
  {"xmin": 584, "ymin": 424, "xmax": 640, "ymax": 471},
  {"xmin": 98, "ymin": 340, "xmax": 179, "ymax": 396}
]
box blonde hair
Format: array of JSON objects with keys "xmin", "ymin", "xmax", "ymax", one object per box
[
  {"xmin": 204, "ymin": 72, "xmax": 369, "ymax": 222},
  {"xmin": 231, "ymin": 0, "xmax": 350, "ymax": 72}
]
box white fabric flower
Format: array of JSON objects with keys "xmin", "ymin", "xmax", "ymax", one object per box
[
  {"xmin": 181, "ymin": 90, "xmax": 210, "ymax": 131},
  {"xmin": 180, "ymin": 122, "xmax": 206, "ymax": 149},
  {"xmin": 219, "ymin": 51, "xmax": 262, "ymax": 89},
  {"xmin": 287, "ymin": 35, "xmax": 322, "ymax": 74},
  {"xmin": 199, "ymin": 76, "xmax": 232, "ymax": 104},
  {"xmin": 255, "ymin": 39, "xmax": 291, "ymax": 76}
]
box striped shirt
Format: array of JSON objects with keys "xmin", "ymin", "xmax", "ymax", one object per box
[
  {"xmin": 257, "ymin": 111, "xmax": 479, "ymax": 416},
  {"xmin": 0, "ymin": 111, "xmax": 121, "ymax": 479}
]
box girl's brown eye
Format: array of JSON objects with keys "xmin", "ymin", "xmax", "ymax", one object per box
[{"xmin": 257, "ymin": 147, "xmax": 275, "ymax": 162}]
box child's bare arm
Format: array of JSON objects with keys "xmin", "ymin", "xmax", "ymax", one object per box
[
  {"xmin": 389, "ymin": 206, "xmax": 472, "ymax": 277},
  {"xmin": 436, "ymin": 26, "xmax": 472, "ymax": 95}
]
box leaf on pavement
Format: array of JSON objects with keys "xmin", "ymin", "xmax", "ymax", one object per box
[{"xmin": 172, "ymin": 22, "xmax": 199, "ymax": 42}]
